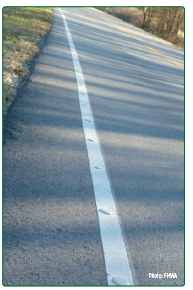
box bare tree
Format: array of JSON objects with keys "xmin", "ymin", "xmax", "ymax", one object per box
[{"xmin": 143, "ymin": 7, "xmax": 184, "ymax": 41}]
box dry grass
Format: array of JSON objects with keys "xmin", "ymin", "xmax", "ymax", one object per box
[
  {"xmin": 3, "ymin": 7, "xmax": 53, "ymax": 114},
  {"xmin": 167, "ymin": 31, "xmax": 184, "ymax": 49},
  {"xmin": 102, "ymin": 7, "xmax": 144, "ymax": 27}
]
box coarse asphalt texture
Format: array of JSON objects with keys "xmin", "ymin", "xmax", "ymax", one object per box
[{"xmin": 3, "ymin": 8, "xmax": 184, "ymax": 286}]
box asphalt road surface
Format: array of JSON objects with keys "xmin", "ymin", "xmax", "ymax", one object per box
[{"xmin": 3, "ymin": 8, "xmax": 184, "ymax": 286}]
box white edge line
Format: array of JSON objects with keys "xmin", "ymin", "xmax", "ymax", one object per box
[{"xmin": 59, "ymin": 8, "xmax": 134, "ymax": 286}]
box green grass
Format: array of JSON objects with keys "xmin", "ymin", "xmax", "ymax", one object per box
[
  {"xmin": 3, "ymin": 7, "xmax": 53, "ymax": 113},
  {"xmin": 3, "ymin": 8, "xmax": 53, "ymax": 41}
]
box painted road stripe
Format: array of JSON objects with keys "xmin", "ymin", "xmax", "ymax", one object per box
[
  {"xmin": 90, "ymin": 8, "xmax": 184, "ymax": 70},
  {"xmin": 59, "ymin": 8, "xmax": 134, "ymax": 286}
]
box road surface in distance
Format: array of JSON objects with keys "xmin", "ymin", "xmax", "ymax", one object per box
[{"xmin": 3, "ymin": 8, "xmax": 184, "ymax": 286}]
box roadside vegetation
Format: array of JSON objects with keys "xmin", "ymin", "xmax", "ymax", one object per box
[
  {"xmin": 97, "ymin": 7, "xmax": 184, "ymax": 49},
  {"xmin": 3, "ymin": 7, "xmax": 53, "ymax": 114}
]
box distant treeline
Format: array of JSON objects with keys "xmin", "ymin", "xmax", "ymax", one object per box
[{"xmin": 97, "ymin": 7, "xmax": 184, "ymax": 49}]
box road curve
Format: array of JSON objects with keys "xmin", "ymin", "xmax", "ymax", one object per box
[{"xmin": 3, "ymin": 8, "xmax": 184, "ymax": 286}]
